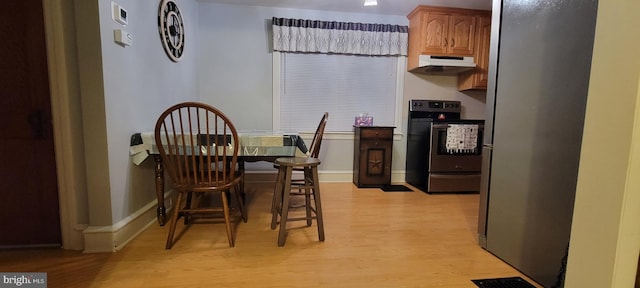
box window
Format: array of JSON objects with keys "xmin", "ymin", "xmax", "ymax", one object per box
[{"xmin": 273, "ymin": 52, "xmax": 404, "ymax": 133}]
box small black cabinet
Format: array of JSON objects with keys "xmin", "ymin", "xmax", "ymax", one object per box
[{"xmin": 353, "ymin": 126, "xmax": 394, "ymax": 187}]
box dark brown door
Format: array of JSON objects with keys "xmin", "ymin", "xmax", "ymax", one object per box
[{"xmin": 0, "ymin": 0, "xmax": 61, "ymax": 247}]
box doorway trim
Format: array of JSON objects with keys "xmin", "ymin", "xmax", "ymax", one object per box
[{"xmin": 42, "ymin": 0, "xmax": 87, "ymax": 250}]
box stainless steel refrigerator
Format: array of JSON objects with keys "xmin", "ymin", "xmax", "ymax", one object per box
[{"xmin": 478, "ymin": 0, "xmax": 598, "ymax": 287}]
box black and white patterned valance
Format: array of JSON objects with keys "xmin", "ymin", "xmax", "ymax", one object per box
[{"xmin": 272, "ymin": 17, "xmax": 408, "ymax": 56}]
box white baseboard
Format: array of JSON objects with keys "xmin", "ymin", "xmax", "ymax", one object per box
[{"xmin": 82, "ymin": 191, "xmax": 174, "ymax": 253}]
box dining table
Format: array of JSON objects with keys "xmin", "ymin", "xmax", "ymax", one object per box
[{"xmin": 129, "ymin": 131, "xmax": 308, "ymax": 226}]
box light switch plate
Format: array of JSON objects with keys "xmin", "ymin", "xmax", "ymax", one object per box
[{"xmin": 114, "ymin": 29, "xmax": 133, "ymax": 46}]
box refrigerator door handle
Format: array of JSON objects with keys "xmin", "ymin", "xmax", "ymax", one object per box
[{"xmin": 478, "ymin": 146, "xmax": 493, "ymax": 248}]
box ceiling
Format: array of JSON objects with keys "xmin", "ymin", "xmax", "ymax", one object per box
[{"xmin": 196, "ymin": 0, "xmax": 492, "ymax": 16}]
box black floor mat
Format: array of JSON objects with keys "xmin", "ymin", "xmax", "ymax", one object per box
[
  {"xmin": 380, "ymin": 184, "xmax": 413, "ymax": 192},
  {"xmin": 471, "ymin": 277, "xmax": 536, "ymax": 288}
]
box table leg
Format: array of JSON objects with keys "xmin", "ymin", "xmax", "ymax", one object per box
[
  {"xmin": 270, "ymin": 166, "xmax": 284, "ymax": 230},
  {"xmin": 239, "ymin": 159, "xmax": 246, "ymax": 204},
  {"xmin": 154, "ymin": 155, "xmax": 166, "ymax": 226},
  {"xmin": 278, "ymin": 166, "xmax": 293, "ymax": 247}
]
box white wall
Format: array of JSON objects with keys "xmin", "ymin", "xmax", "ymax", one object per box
[
  {"xmin": 76, "ymin": 0, "xmax": 200, "ymax": 228},
  {"xmin": 195, "ymin": 3, "xmax": 486, "ymax": 177},
  {"xmin": 403, "ymin": 73, "xmax": 486, "ymax": 120},
  {"xmin": 100, "ymin": 0, "xmax": 200, "ymax": 224}
]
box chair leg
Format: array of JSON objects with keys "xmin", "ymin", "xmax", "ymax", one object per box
[
  {"xmin": 166, "ymin": 192, "xmax": 184, "ymax": 249},
  {"xmin": 311, "ymin": 167, "xmax": 325, "ymax": 242},
  {"xmin": 304, "ymin": 168, "xmax": 312, "ymax": 226},
  {"xmin": 278, "ymin": 166, "xmax": 293, "ymax": 247},
  {"xmin": 221, "ymin": 191, "xmax": 234, "ymax": 247},
  {"xmin": 184, "ymin": 192, "xmax": 193, "ymax": 225}
]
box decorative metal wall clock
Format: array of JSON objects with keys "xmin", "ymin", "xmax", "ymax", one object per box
[{"xmin": 158, "ymin": 0, "xmax": 184, "ymax": 62}]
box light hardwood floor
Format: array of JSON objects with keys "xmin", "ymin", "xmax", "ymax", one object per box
[{"xmin": 0, "ymin": 182, "xmax": 542, "ymax": 287}]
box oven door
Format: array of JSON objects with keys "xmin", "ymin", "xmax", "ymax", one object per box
[
  {"xmin": 427, "ymin": 122, "xmax": 484, "ymax": 193},
  {"xmin": 429, "ymin": 122, "xmax": 484, "ymax": 173}
]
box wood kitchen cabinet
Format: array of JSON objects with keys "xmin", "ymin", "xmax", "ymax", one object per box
[
  {"xmin": 353, "ymin": 126, "xmax": 394, "ymax": 188},
  {"xmin": 407, "ymin": 6, "xmax": 479, "ymax": 70},
  {"xmin": 407, "ymin": 6, "xmax": 491, "ymax": 85},
  {"xmin": 458, "ymin": 13, "xmax": 492, "ymax": 90},
  {"xmin": 421, "ymin": 12, "xmax": 475, "ymax": 56}
]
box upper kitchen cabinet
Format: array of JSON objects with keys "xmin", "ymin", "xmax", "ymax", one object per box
[
  {"xmin": 419, "ymin": 11, "xmax": 475, "ymax": 56},
  {"xmin": 407, "ymin": 6, "xmax": 477, "ymax": 66},
  {"xmin": 458, "ymin": 13, "xmax": 492, "ymax": 90},
  {"xmin": 407, "ymin": 6, "xmax": 492, "ymax": 90}
]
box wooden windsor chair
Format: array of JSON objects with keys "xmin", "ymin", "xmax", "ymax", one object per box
[{"xmin": 155, "ymin": 102, "xmax": 246, "ymax": 249}]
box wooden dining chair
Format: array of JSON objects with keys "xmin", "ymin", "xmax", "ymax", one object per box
[
  {"xmin": 271, "ymin": 113, "xmax": 328, "ymax": 236},
  {"xmin": 271, "ymin": 112, "xmax": 328, "ymax": 193},
  {"xmin": 307, "ymin": 112, "xmax": 329, "ymax": 159},
  {"xmin": 155, "ymin": 102, "xmax": 246, "ymax": 249}
]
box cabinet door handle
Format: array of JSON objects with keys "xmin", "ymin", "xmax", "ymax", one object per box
[
  {"xmin": 451, "ymin": 38, "xmax": 455, "ymax": 47},
  {"xmin": 444, "ymin": 38, "xmax": 448, "ymax": 47}
]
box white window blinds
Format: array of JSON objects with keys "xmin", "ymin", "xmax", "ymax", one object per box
[{"xmin": 279, "ymin": 53, "xmax": 399, "ymax": 132}]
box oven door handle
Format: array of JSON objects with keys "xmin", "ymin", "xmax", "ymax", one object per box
[
  {"xmin": 430, "ymin": 174, "xmax": 481, "ymax": 179},
  {"xmin": 432, "ymin": 123, "xmax": 485, "ymax": 129},
  {"xmin": 432, "ymin": 123, "xmax": 450, "ymax": 129}
]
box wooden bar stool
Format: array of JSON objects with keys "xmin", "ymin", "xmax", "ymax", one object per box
[{"xmin": 271, "ymin": 157, "xmax": 325, "ymax": 247}]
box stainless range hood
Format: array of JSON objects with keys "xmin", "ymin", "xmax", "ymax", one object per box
[{"xmin": 410, "ymin": 55, "xmax": 476, "ymax": 75}]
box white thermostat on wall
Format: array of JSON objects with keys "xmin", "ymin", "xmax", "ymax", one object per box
[{"xmin": 112, "ymin": 1, "xmax": 128, "ymax": 26}]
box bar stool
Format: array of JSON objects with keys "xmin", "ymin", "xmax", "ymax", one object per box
[{"xmin": 271, "ymin": 157, "xmax": 325, "ymax": 247}]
